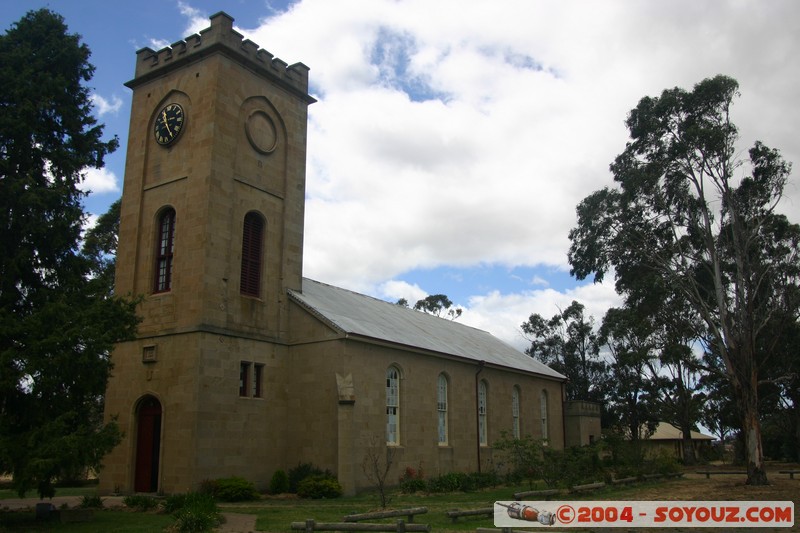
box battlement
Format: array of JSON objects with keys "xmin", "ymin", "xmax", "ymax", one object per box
[{"xmin": 127, "ymin": 11, "xmax": 312, "ymax": 101}]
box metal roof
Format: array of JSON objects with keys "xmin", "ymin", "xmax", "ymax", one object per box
[
  {"xmin": 648, "ymin": 422, "xmax": 714, "ymax": 441},
  {"xmin": 289, "ymin": 278, "xmax": 566, "ymax": 381}
]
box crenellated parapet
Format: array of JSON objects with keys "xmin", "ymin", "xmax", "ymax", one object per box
[{"xmin": 126, "ymin": 11, "xmax": 313, "ymax": 102}]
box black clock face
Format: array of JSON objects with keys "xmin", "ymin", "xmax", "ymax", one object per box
[{"xmin": 154, "ymin": 103, "xmax": 185, "ymax": 146}]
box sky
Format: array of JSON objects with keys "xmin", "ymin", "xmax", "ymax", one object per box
[{"xmin": 3, "ymin": 0, "xmax": 799, "ymax": 353}]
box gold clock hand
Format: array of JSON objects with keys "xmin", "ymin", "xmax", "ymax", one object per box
[{"xmin": 162, "ymin": 110, "xmax": 172, "ymax": 136}]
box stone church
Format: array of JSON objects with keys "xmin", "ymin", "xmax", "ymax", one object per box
[{"xmin": 99, "ymin": 12, "xmax": 577, "ymax": 496}]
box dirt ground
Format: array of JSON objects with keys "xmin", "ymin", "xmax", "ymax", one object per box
[
  {"xmin": 621, "ymin": 465, "xmax": 799, "ymax": 502},
  {"xmin": 575, "ymin": 464, "xmax": 800, "ymax": 532}
]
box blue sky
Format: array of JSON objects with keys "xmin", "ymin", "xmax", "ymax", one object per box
[{"xmin": 3, "ymin": 0, "xmax": 799, "ymax": 351}]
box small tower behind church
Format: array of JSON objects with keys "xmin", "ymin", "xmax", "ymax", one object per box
[{"xmin": 100, "ymin": 12, "xmax": 315, "ymax": 494}]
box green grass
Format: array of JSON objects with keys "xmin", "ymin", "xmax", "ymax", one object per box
[
  {"xmin": 0, "ymin": 479, "xmax": 683, "ymax": 532},
  {"xmin": 0, "ymin": 510, "xmax": 173, "ymax": 532},
  {"xmin": 221, "ymin": 479, "xmax": 687, "ymax": 532}
]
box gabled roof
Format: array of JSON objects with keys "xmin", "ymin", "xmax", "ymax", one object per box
[
  {"xmin": 289, "ymin": 278, "xmax": 566, "ymax": 381},
  {"xmin": 648, "ymin": 422, "xmax": 714, "ymax": 441}
]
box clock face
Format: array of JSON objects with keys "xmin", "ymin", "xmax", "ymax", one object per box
[{"xmin": 154, "ymin": 103, "xmax": 185, "ymax": 146}]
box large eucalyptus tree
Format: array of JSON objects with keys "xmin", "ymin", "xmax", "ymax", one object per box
[{"xmin": 568, "ymin": 75, "xmax": 800, "ymax": 485}]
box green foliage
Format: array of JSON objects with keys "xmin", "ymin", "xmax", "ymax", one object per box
[
  {"xmin": 413, "ymin": 294, "xmax": 463, "ymax": 320},
  {"xmin": 0, "ymin": 9, "xmax": 139, "ymax": 498},
  {"xmin": 269, "ymin": 469, "xmax": 290, "ymax": 494},
  {"xmin": 168, "ymin": 492, "xmax": 222, "ymax": 533},
  {"xmin": 200, "ymin": 476, "xmax": 259, "ymax": 502},
  {"xmin": 495, "ymin": 431, "xmax": 605, "ymax": 489},
  {"xmin": 493, "ymin": 431, "xmax": 544, "ymax": 489},
  {"xmin": 161, "ymin": 493, "xmax": 188, "ymax": 514},
  {"xmin": 78, "ymin": 494, "xmax": 104, "ymax": 508},
  {"xmin": 422, "ymin": 471, "xmax": 498, "ymax": 493},
  {"xmin": 521, "ymin": 301, "xmax": 605, "ymax": 401},
  {"xmin": 568, "ymin": 73, "xmax": 800, "ymax": 484},
  {"xmin": 288, "ymin": 463, "xmax": 333, "ymax": 493},
  {"xmin": 539, "ymin": 444, "xmax": 606, "ymax": 489},
  {"xmin": 123, "ymin": 494, "xmax": 158, "ymax": 511},
  {"xmin": 398, "ymin": 466, "xmax": 426, "ymax": 493},
  {"xmin": 601, "ymin": 431, "xmax": 680, "ymax": 478},
  {"xmin": 296, "ymin": 475, "xmax": 343, "ymax": 499}
]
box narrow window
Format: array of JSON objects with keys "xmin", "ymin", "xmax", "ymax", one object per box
[
  {"xmin": 386, "ymin": 367, "xmax": 400, "ymax": 445},
  {"xmin": 437, "ymin": 374, "xmax": 448, "ymax": 445},
  {"xmin": 512, "ymin": 386, "xmax": 521, "ymax": 439},
  {"xmin": 253, "ymin": 364, "xmax": 264, "ymax": 398},
  {"xmin": 239, "ymin": 362, "xmax": 251, "ymax": 397},
  {"xmin": 478, "ymin": 380, "xmax": 488, "ymax": 446},
  {"xmin": 154, "ymin": 208, "xmax": 175, "ymax": 293},
  {"xmin": 540, "ymin": 389, "xmax": 549, "ymax": 441},
  {"xmin": 240, "ymin": 212, "xmax": 265, "ymax": 297}
]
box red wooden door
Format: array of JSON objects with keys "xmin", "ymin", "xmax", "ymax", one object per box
[{"xmin": 134, "ymin": 396, "xmax": 162, "ymax": 492}]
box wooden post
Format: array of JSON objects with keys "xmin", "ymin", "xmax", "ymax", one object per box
[
  {"xmin": 396, "ymin": 519, "xmax": 405, "ymax": 533},
  {"xmin": 305, "ymin": 519, "xmax": 315, "ymax": 533}
]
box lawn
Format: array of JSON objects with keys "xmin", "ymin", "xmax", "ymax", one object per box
[
  {"xmin": 0, "ymin": 509, "xmax": 174, "ymax": 532},
  {"xmin": 223, "ymin": 479, "xmax": 682, "ymax": 532},
  {"xmin": 1, "ymin": 468, "xmax": 797, "ymax": 532},
  {"xmin": 222, "ymin": 469, "xmax": 800, "ymax": 532}
]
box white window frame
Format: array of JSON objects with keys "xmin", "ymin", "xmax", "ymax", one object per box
[
  {"xmin": 386, "ymin": 366, "xmax": 400, "ymax": 445},
  {"xmin": 478, "ymin": 380, "xmax": 488, "ymax": 446},
  {"xmin": 437, "ymin": 373, "xmax": 448, "ymax": 445},
  {"xmin": 512, "ymin": 386, "xmax": 521, "ymax": 439}
]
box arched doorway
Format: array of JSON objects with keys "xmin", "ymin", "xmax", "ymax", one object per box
[{"xmin": 134, "ymin": 396, "xmax": 162, "ymax": 492}]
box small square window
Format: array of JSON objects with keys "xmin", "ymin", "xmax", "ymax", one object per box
[{"xmin": 142, "ymin": 345, "xmax": 157, "ymax": 363}]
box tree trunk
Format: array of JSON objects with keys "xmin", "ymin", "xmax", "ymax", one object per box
[
  {"xmin": 736, "ymin": 376, "xmax": 768, "ymax": 485},
  {"xmin": 680, "ymin": 434, "xmax": 696, "ymax": 465}
]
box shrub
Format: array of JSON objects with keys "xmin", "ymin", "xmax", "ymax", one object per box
[
  {"xmin": 203, "ymin": 477, "xmax": 259, "ymax": 502},
  {"xmin": 426, "ymin": 472, "xmax": 463, "ymax": 493},
  {"xmin": 296, "ymin": 475, "xmax": 343, "ymax": 499},
  {"xmin": 651, "ymin": 450, "xmax": 681, "ymax": 475},
  {"xmin": 123, "ymin": 494, "xmax": 158, "ymax": 511},
  {"xmin": 288, "ymin": 462, "xmax": 332, "ymax": 493},
  {"xmin": 161, "ymin": 493, "xmax": 188, "ymax": 514},
  {"xmin": 399, "ymin": 464, "xmax": 426, "ymax": 493},
  {"xmin": 78, "ymin": 494, "xmax": 104, "ymax": 508},
  {"xmin": 169, "ymin": 492, "xmax": 222, "ymax": 533},
  {"xmin": 399, "ymin": 478, "xmax": 427, "ymax": 493},
  {"xmin": 269, "ymin": 469, "xmax": 290, "ymax": 494}
]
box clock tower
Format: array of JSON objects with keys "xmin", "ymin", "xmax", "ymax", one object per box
[{"xmin": 100, "ymin": 12, "xmax": 315, "ymax": 494}]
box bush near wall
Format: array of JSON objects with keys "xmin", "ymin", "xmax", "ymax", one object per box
[
  {"xmin": 269, "ymin": 469, "xmax": 290, "ymax": 494},
  {"xmin": 288, "ymin": 463, "xmax": 335, "ymax": 493},
  {"xmin": 200, "ymin": 477, "xmax": 259, "ymax": 502},
  {"xmin": 296, "ymin": 476, "xmax": 343, "ymax": 499}
]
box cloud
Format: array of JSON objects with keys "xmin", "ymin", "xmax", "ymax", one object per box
[
  {"xmin": 460, "ymin": 278, "xmax": 623, "ymax": 352},
  {"xmin": 79, "ymin": 167, "xmax": 120, "ymax": 195},
  {"xmin": 377, "ymin": 280, "xmax": 428, "ymax": 305},
  {"xmin": 90, "ymin": 93, "xmax": 123, "ymax": 116},
  {"xmin": 174, "ymin": 0, "xmax": 800, "ymax": 350}
]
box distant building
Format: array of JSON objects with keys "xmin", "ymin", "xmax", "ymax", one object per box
[
  {"xmin": 641, "ymin": 422, "xmax": 714, "ymax": 461},
  {"xmin": 99, "ymin": 12, "xmax": 572, "ymax": 496},
  {"xmin": 564, "ymin": 400, "xmax": 601, "ymax": 446}
]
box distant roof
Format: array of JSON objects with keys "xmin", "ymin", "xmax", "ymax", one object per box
[
  {"xmin": 289, "ymin": 278, "xmax": 566, "ymax": 381},
  {"xmin": 648, "ymin": 422, "xmax": 714, "ymax": 441}
]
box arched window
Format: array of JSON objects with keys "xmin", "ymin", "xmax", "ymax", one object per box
[
  {"xmin": 478, "ymin": 380, "xmax": 488, "ymax": 446},
  {"xmin": 540, "ymin": 389, "xmax": 549, "ymax": 441},
  {"xmin": 154, "ymin": 208, "xmax": 175, "ymax": 293},
  {"xmin": 437, "ymin": 373, "xmax": 448, "ymax": 445},
  {"xmin": 386, "ymin": 366, "xmax": 400, "ymax": 445},
  {"xmin": 240, "ymin": 212, "xmax": 265, "ymax": 297},
  {"xmin": 512, "ymin": 386, "xmax": 521, "ymax": 439}
]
